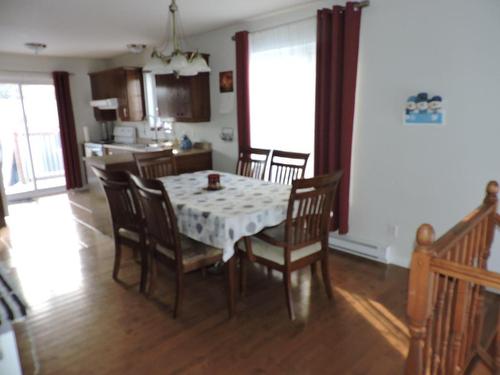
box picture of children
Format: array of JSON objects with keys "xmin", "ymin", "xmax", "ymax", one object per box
[{"xmin": 404, "ymin": 92, "xmax": 444, "ymax": 126}]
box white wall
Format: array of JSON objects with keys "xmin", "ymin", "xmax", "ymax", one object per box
[
  {"xmin": 109, "ymin": 0, "xmax": 500, "ymax": 270},
  {"xmin": 351, "ymin": 0, "xmax": 500, "ymax": 269},
  {"xmin": 0, "ymin": 53, "xmax": 107, "ymax": 182}
]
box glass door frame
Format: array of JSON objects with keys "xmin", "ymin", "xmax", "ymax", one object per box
[{"xmin": 1, "ymin": 81, "xmax": 67, "ymax": 203}]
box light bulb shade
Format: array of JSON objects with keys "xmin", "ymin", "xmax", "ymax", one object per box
[
  {"xmin": 155, "ymin": 63, "xmax": 174, "ymax": 75},
  {"xmin": 178, "ymin": 65, "xmax": 198, "ymax": 76},
  {"xmin": 190, "ymin": 54, "xmax": 211, "ymax": 73},
  {"xmin": 169, "ymin": 52, "xmax": 189, "ymax": 71}
]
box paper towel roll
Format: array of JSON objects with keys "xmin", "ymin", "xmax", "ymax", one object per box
[{"xmin": 83, "ymin": 126, "xmax": 90, "ymax": 142}]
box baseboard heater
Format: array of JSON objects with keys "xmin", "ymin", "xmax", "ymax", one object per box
[{"xmin": 328, "ymin": 233, "xmax": 389, "ymax": 263}]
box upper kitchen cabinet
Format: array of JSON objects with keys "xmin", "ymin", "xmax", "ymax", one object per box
[
  {"xmin": 89, "ymin": 67, "xmax": 145, "ymax": 122},
  {"xmin": 155, "ymin": 55, "xmax": 211, "ymax": 122}
]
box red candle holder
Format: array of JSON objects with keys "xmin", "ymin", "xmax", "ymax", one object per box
[{"xmin": 208, "ymin": 173, "xmax": 220, "ymax": 189}]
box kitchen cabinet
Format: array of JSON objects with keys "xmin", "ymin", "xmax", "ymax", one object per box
[
  {"xmin": 89, "ymin": 67, "xmax": 145, "ymax": 122},
  {"xmin": 155, "ymin": 55, "xmax": 211, "ymax": 122}
]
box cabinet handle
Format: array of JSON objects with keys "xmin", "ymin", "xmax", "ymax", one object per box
[{"xmin": 123, "ymin": 107, "xmax": 128, "ymax": 118}]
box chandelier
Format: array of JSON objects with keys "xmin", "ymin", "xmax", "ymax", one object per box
[{"xmin": 151, "ymin": 0, "xmax": 210, "ymax": 76}]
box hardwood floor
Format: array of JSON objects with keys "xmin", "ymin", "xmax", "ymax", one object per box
[{"xmin": 0, "ymin": 192, "xmax": 412, "ymax": 374}]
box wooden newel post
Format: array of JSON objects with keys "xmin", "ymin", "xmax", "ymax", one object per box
[
  {"xmin": 483, "ymin": 181, "xmax": 498, "ymax": 264},
  {"xmin": 485, "ymin": 181, "xmax": 500, "ymax": 375},
  {"xmin": 405, "ymin": 224, "xmax": 435, "ymax": 375}
]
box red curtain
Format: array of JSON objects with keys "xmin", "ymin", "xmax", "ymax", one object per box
[
  {"xmin": 314, "ymin": 3, "xmax": 362, "ymax": 234},
  {"xmin": 53, "ymin": 71, "xmax": 83, "ymax": 190},
  {"xmin": 235, "ymin": 31, "xmax": 251, "ymax": 151}
]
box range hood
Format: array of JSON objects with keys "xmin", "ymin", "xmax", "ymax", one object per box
[{"xmin": 90, "ymin": 98, "xmax": 119, "ymax": 110}]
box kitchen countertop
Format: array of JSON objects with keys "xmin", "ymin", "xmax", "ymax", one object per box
[
  {"xmin": 102, "ymin": 143, "xmax": 171, "ymax": 152},
  {"xmin": 84, "ymin": 147, "xmax": 211, "ymax": 169}
]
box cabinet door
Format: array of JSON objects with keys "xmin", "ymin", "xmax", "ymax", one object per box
[
  {"xmin": 113, "ymin": 69, "xmax": 130, "ymax": 121},
  {"xmin": 156, "ymin": 74, "xmax": 192, "ymax": 120},
  {"xmin": 89, "ymin": 67, "xmax": 145, "ymax": 122},
  {"xmin": 190, "ymin": 72, "xmax": 210, "ymax": 122},
  {"xmin": 89, "ymin": 72, "xmax": 116, "ymax": 121},
  {"xmin": 125, "ymin": 69, "xmax": 145, "ymax": 121}
]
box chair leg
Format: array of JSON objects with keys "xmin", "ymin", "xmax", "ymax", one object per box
[
  {"xmin": 267, "ymin": 266, "xmax": 273, "ymax": 279},
  {"xmin": 283, "ymin": 270, "xmax": 295, "ymax": 320},
  {"xmin": 148, "ymin": 252, "xmax": 158, "ymax": 295},
  {"xmin": 113, "ymin": 236, "xmax": 122, "ymax": 281},
  {"xmin": 310, "ymin": 262, "xmax": 318, "ymax": 276},
  {"xmin": 239, "ymin": 256, "xmax": 247, "ymax": 296},
  {"xmin": 139, "ymin": 245, "xmax": 148, "ymax": 293},
  {"xmin": 132, "ymin": 247, "xmax": 140, "ymax": 263},
  {"xmin": 321, "ymin": 254, "xmax": 334, "ymax": 299},
  {"xmin": 173, "ymin": 270, "xmax": 184, "ymax": 319},
  {"xmin": 225, "ymin": 255, "xmax": 236, "ymax": 319}
]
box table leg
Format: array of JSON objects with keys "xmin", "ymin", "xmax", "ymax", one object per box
[{"xmin": 225, "ymin": 254, "xmax": 236, "ymax": 319}]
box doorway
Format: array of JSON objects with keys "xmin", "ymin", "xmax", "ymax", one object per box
[{"xmin": 0, "ymin": 83, "xmax": 66, "ymax": 202}]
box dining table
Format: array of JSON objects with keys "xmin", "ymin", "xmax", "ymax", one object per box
[{"xmin": 158, "ymin": 170, "xmax": 291, "ymax": 316}]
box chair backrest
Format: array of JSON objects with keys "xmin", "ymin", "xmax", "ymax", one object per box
[
  {"xmin": 406, "ymin": 181, "xmax": 500, "ymax": 375},
  {"xmin": 134, "ymin": 149, "xmax": 177, "ymax": 179},
  {"xmin": 129, "ymin": 174, "xmax": 181, "ymax": 260},
  {"xmin": 235, "ymin": 147, "xmax": 271, "ymax": 180},
  {"xmin": 268, "ymin": 149, "xmax": 310, "ymax": 185},
  {"xmin": 284, "ymin": 171, "xmax": 343, "ymax": 250},
  {"xmin": 92, "ymin": 167, "xmax": 140, "ymax": 232}
]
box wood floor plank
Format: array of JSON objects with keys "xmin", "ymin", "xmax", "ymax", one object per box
[{"xmin": 1, "ymin": 192, "xmax": 415, "ymax": 374}]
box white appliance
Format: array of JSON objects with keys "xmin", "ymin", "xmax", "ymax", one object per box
[
  {"xmin": 0, "ymin": 322, "xmax": 22, "ymax": 375},
  {"xmin": 0, "ymin": 143, "xmax": 8, "ymax": 219},
  {"xmin": 84, "ymin": 143, "xmax": 104, "ymax": 157},
  {"xmin": 113, "ymin": 126, "xmax": 137, "ymax": 144},
  {"xmin": 90, "ymin": 98, "xmax": 119, "ymax": 110}
]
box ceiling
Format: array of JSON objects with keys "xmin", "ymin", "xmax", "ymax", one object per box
[{"xmin": 0, "ymin": 0, "xmax": 319, "ymax": 59}]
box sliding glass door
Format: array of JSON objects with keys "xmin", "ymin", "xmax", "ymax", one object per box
[{"xmin": 0, "ymin": 83, "xmax": 65, "ymax": 201}]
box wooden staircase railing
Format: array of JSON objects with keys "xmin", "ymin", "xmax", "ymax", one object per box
[{"xmin": 406, "ymin": 181, "xmax": 500, "ymax": 375}]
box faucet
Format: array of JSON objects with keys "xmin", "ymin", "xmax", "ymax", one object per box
[{"xmin": 146, "ymin": 114, "xmax": 165, "ymax": 146}]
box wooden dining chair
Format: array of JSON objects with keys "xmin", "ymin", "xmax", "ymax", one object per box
[
  {"xmin": 129, "ymin": 174, "xmax": 223, "ymax": 318},
  {"xmin": 92, "ymin": 167, "xmax": 147, "ymax": 292},
  {"xmin": 237, "ymin": 171, "xmax": 343, "ymax": 320},
  {"xmin": 268, "ymin": 150, "xmax": 310, "ymax": 185},
  {"xmin": 235, "ymin": 147, "xmax": 271, "ymax": 180},
  {"xmin": 133, "ymin": 149, "xmax": 177, "ymax": 179}
]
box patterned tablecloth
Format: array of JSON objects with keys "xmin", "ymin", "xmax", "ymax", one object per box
[{"xmin": 159, "ymin": 170, "xmax": 291, "ymax": 261}]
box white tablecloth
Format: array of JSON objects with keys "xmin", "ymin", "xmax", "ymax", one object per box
[{"xmin": 159, "ymin": 170, "xmax": 291, "ymax": 261}]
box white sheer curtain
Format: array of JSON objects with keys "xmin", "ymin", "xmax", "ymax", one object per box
[{"xmin": 249, "ymin": 18, "xmax": 316, "ymax": 177}]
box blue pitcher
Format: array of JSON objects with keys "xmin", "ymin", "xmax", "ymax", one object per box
[{"xmin": 180, "ymin": 135, "xmax": 192, "ymax": 150}]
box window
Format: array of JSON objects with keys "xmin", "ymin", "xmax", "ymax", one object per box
[{"xmin": 249, "ymin": 18, "xmax": 316, "ymax": 177}]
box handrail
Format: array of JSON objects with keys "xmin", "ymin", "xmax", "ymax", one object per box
[
  {"xmin": 430, "ymin": 201, "xmax": 497, "ymax": 258},
  {"xmin": 431, "ymin": 258, "xmax": 500, "ymax": 290}
]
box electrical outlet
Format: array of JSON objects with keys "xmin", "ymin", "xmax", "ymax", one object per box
[{"xmin": 388, "ymin": 224, "xmax": 399, "ymax": 239}]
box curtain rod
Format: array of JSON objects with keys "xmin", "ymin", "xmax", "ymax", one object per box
[{"xmin": 231, "ymin": 0, "xmax": 369, "ymax": 41}]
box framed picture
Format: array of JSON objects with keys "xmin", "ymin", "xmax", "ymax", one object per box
[
  {"xmin": 404, "ymin": 92, "xmax": 445, "ymax": 126},
  {"xmin": 219, "ymin": 71, "xmax": 233, "ymax": 93}
]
